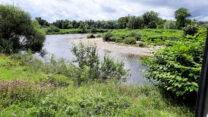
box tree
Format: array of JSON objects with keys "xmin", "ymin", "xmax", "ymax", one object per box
[
  {"xmin": 175, "ymin": 8, "xmax": 191, "ymax": 29},
  {"xmin": 35, "ymin": 17, "xmax": 50, "ymax": 27},
  {"xmin": 0, "ymin": 5, "xmax": 45, "ymax": 53},
  {"xmin": 142, "ymin": 11, "xmax": 159, "ymax": 28},
  {"xmin": 136, "ymin": 16, "xmax": 144, "ymax": 29},
  {"xmin": 79, "ymin": 23, "xmax": 86, "ymax": 33},
  {"xmin": 127, "ymin": 15, "xmax": 138, "ymax": 29},
  {"xmin": 118, "ymin": 16, "xmax": 128, "ymax": 29},
  {"xmin": 53, "ymin": 19, "xmax": 72, "ymax": 29},
  {"xmin": 164, "ymin": 20, "xmax": 176, "ymax": 29}
]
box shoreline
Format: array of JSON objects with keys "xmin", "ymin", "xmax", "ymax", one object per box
[{"xmin": 72, "ymin": 38, "xmax": 160, "ymax": 57}]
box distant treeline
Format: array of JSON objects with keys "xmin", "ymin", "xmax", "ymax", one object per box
[{"xmin": 36, "ymin": 8, "xmax": 208, "ymax": 34}]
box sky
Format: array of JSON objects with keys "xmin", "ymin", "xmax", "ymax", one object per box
[{"xmin": 0, "ymin": 0, "xmax": 208, "ymax": 22}]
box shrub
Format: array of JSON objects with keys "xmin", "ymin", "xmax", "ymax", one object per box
[
  {"xmin": 0, "ymin": 5, "xmax": 46, "ymax": 53},
  {"xmin": 123, "ymin": 37, "xmax": 136, "ymax": 44},
  {"xmin": 111, "ymin": 36, "xmax": 123, "ymax": 42},
  {"xmin": 103, "ymin": 32, "xmax": 113, "ymax": 41},
  {"xmin": 101, "ymin": 56, "xmax": 129, "ymax": 81},
  {"xmin": 72, "ymin": 44, "xmax": 100, "ymax": 83},
  {"xmin": 128, "ymin": 32, "xmax": 142, "ymax": 41},
  {"xmin": 47, "ymin": 25, "xmax": 60, "ymax": 32},
  {"xmin": 96, "ymin": 34, "xmax": 102, "ymax": 38},
  {"xmin": 138, "ymin": 42, "xmax": 147, "ymax": 47},
  {"xmin": 87, "ymin": 34, "xmax": 95, "ymax": 39},
  {"xmin": 183, "ymin": 24, "xmax": 198, "ymax": 36},
  {"xmin": 72, "ymin": 44, "xmax": 129, "ymax": 84},
  {"xmin": 141, "ymin": 30, "xmax": 206, "ymax": 100}
]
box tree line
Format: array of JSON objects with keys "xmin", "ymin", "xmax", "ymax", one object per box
[{"xmin": 36, "ymin": 8, "xmax": 199, "ymax": 31}]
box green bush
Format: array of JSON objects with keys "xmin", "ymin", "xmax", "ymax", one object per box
[
  {"xmin": 47, "ymin": 25, "xmax": 60, "ymax": 32},
  {"xmin": 123, "ymin": 37, "xmax": 136, "ymax": 44},
  {"xmin": 0, "ymin": 5, "xmax": 46, "ymax": 53},
  {"xmin": 111, "ymin": 36, "xmax": 123, "ymax": 42},
  {"xmin": 183, "ymin": 24, "xmax": 198, "ymax": 36},
  {"xmin": 103, "ymin": 32, "xmax": 113, "ymax": 41},
  {"xmin": 96, "ymin": 34, "xmax": 102, "ymax": 38},
  {"xmin": 72, "ymin": 44, "xmax": 129, "ymax": 84},
  {"xmin": 87, "ymin": 34, "xmax": 95, "ymax": 38},
  {"xmin": 141, "ymin": 30, "xmax": 206, "ymax": 100},
  {"xmin": 128, "ymin": 32, "xmax": 142, "ymax": 41},
  {"xmin": 138, "ymin": 42, "xmax": 147, "ymax": 47},
  {"xmin": 101, "ymin": 56, "xmax": 129, "ymax": 81}
]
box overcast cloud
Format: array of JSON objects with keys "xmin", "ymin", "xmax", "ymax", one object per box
[{"xmin": 0, "ymin": 0, "xmax": 208, "ymax": 22}]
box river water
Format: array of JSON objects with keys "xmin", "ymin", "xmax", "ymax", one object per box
[{"xmin": 40, "ymin": 34, "xmax": 149, "ymax": 85}]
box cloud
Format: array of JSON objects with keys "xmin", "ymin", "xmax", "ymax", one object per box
[
  {"xmin": 0, "ymin": 0, "xmax": 208, "ymax": 22},
  {"xmin": 126, "ymin": 0, "xmax": 208, "ymax": 20},
  {"xmin": 101, "ymin": 6, "xmax": 116, "ymax": 13}
]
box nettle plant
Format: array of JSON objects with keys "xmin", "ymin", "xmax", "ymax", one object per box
[{"xmin": 141, "ymin": 30, "xmax": 206, "ymax": 100}]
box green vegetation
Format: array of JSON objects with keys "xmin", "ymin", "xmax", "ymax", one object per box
[
  {"xmin": 72, "ymin": 44, "xmax": 129, "ymax": 84},
  {"xmin": 164, "ymin": 20, "xmax": 176, "ymax": 29},
  {"xmin": 47, "ymin": 28, "xmax": 108, "ymax": 34},
  {"xmin": 123, "ymin": 37, "xmax": 137, "ymax": 44},
  {"xmin": 0, "ymin": 55, "xmax": 193, "ymax": 116},
  {"xmin": 0, "ymin": 4, "xmax": 206, "ymax": 116},
  {"xmin": 33, "ymin": 7, "xmax": 204, "ymax": 37},
  {"xmin": 183, "ymin": 20, "xmax": 199, "ymax": 36},
  {"xmin": 0, "ymin": 5, "xmax": 45, "ymax": 53},
  {"xmin": 87, "ymin": 34, "xmax": 96, "ymax": 38},
  {"xmin": 102, "ymin": 29, "xmax": 183, "ymax": 45},
  {"xmin": 138, "ymin": 42, "xmax": 148, "ymax": 47},
  {"xmin": 175, "ymin": 8, "xmax": 191, "ymax": 29},
  {"xmin": 141, "ymin": 29, "xmax": 206, "ymax": 100}
]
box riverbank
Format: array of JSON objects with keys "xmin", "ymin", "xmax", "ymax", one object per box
[
  {"xmin": 0, "ymin": 55, "xmax": 193, "ymax": 117},
  {"xmin": 73, "ymin": 38, "xmax": 160, "ymax": 57}
]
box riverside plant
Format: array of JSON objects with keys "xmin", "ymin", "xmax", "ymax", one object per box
[{"xmin": 141, "ymin": 29, "xmax": 207, "ymax": 101}]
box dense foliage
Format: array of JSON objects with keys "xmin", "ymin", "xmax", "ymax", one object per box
[
  {"xmin": 0, "ymin": 5, "xmax": 45, "ymax": 53},
  {"xmin": 183, "ymin": 24, "xmax": 199, "ymax": 36},
  {"xmin": 123, "ymin": 37, "xmax": 136, "ymax": 44},
  {"xmin": 142, "ymin": 30, "xmax": 207, "ymax": 100},
  {"xmin": 87, "ymin": 34, "xmax": 96, "ymax": 38},
  {"xmin": 35, "ymin": 8, "xmax": 202, "ymax": 35},
  {"xmin": 35, "ymin": 17, "xmax": 50, "ymax": 27},
  {"xmin": 0, "ymin": 55, "xmax": 194, "ymax": 116},
  {"xmin": 164, "ymin": 20, "xmax": 176, "ymax": 29},
  {"xmin": 142, "ymin": 11, "xmax": 159, "ymax": 28},
  {"xmin": 72, "ymin": 44, "xmax": 129, "ymax": 84},
  {"xmin": 175, "ymin": 8, "xmax": 191, "ymax": 29},
  {"xmin": 102, "ymin": 29, "xmax": 183, "ymax": 45}
]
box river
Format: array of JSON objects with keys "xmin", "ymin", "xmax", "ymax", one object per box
[{"xmin": 40, "ymin": 34, "xmax": 150, "ymax": 85}]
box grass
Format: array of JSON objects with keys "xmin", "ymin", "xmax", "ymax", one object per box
[
  {"xmin": 0, "ymin": 55, "xmax": 194, "ymax": 117},
  {"xmin": 0, "ymin": 56, "xmax": 46, "ymax": 82}
]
